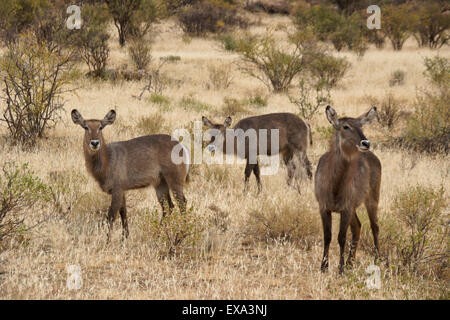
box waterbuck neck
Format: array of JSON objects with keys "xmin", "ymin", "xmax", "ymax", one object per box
[{"xmin": 83, "ymin": 141, "xmax": 109, "ymax": 184}]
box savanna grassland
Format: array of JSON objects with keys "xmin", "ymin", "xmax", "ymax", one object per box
[{"xmin": 0, "ymin": 11, "xmax": 448, "ymax": 299}]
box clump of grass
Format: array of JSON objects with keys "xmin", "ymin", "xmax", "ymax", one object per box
[
  {"xmin": 207, "ymin": 63, "xmax": 233, "ymax": 90},
  {"xmin": 218, "ymin": 33, "xmax": 239, "ymax": 51},
  {"xmin": 204, "ymin": 165, "xmax": 231, "ymax": 183},
  {"xmin": 148, "ymin": 93, "xmax": 170, "ymax": 107},
  {"xmin": 244, "ymin": 198, "xmax": 321, "ymax": 249},
  {"xmin": 180, "ymin": 95, "xmax": 213, "ymax": 112},
  {"xmin": 247, "ymin": 94, "xmax": 267, "ymax": 107},
  {"xmin": 389, "ymin": 69, "xmax": 406, "ymax": 86},
  {"xmin": 136, "ymin": 113, "xmax": 166, "ymax": 135},
  {"xmin": 160, "ymin": 55, "xmax": 181, "ymax": 63},
  {"xmin": 221, "ymin": 97, "xmax": 248, "ymax": 116}
]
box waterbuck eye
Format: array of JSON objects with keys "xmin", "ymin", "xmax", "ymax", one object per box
[{"xmin": 343, "ymin": 125, "xmax": 350, "ymax": 130}]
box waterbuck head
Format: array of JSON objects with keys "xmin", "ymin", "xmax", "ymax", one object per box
[
  {"xmin": 202, "ymin": 116, "xmax": 232, "ymax": 153},
  {"xmin": 71, "ymin": 109, "xmax": 116, "ymax": 154},
  {"xmin": 325, "ymin": 105, "xmax": 377, "ymax": 157}
]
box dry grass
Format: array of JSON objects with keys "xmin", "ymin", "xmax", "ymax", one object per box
[{"xmin": 0, "ymin": 16, "xmax": 448, "ymax": 300}]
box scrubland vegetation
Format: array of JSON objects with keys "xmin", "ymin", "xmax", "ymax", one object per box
[{"xmin": 0, "ymin": 0, "xmax": 448, "ymax": 299}]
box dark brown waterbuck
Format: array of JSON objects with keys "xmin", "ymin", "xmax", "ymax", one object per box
[
  {"xmin": 71, "ymin": 109, "xmax": 190, "ymax": 240},
  {"xmin": 315, "ymin": 106, "xmax": 381, "ymax": 273},
  {"xmin": 202, "ymin": 113, "xmax": 312, "ymax": 193}
]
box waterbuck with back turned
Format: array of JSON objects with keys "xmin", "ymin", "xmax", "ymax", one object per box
[
  {"xmin": 71, "ymin": 109, "xmax": 190, "ymax": 241},
  {"xmin": 315, "ymin": 106, "xmax": 381, "ymax": 273},
  {"xmin": 202, "ymin": 113, "xmax": 312, "ymax": 193}
]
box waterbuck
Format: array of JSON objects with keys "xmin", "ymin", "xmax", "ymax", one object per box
[
  {"xmin": 202, "ymin": 113, "xmax": 312, "ymax": 193},
  {"xmin": 315, "ymin": 106, "xmax": 381, "ymax": 273},
  {"xmin": 71, "ymin": 109, "xmax": 190, "ymax": 240}
]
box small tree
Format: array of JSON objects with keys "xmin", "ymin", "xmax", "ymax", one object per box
[
  {"xmin": 382, "ymin": 4, "xmax": 417, "ymax": 51},
  {"xmin": 0, "ymin": 33, "xmax": 78, "ymax": 148},
  {"xmin": 106, "ymin": 0, "xmax": 160, "ymax": 46},
  {"xmin": 128, "ymin": 37, "xmax": 152, "ymax": 71},
  {"xmin": 235, "ymin": 30, "xmax": 318, "ymax": 92},
  {"xmin": 414, "ymin": 3, "xmax": 449, "ymax": 49}
]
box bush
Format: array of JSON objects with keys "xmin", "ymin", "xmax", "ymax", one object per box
[
  {"xmin": 146, "ymin": 206, "xmax": 206, "ymax": 257},
  {"xmin": 0, "ymin": 33, "xmax": 78, "ymax": 148},
  {"xmin": 207, "ymin": 63, "xmax": 233, "ymax": 90},
  {"xmin": 244, "ymin": 198, "xmax": 321, "ymax": 249},
  {"xmin": 414, "ymin": 3, "xmax": 449, "ymax": 49},
  {"xmin": 390, "ymin": 185, "xmax": 448, "ymax": 276},
  {"xmin": 308, "ymin": 53, "xmax": 350, "ymax": 88},
  {"xmin": 382, "ymin": 4, "xmax": 417, "ymax": 51},
  {"xmin": 401, "ymin": 56, "xmax": 450, "ymax": 154},
  {"xmin": 106, "ymin": 0, "xmax": 160, "ymax": 46},
  {"xmin": 389, "ymin": 69, "xmax": 406, "ymax": 86},
  {"xmin": 221, "ymin": 97, "xmax": 248, "ymax": 116},
  {"xmin": 247, "ymin": 93, "xmax": 267, "ymax": 108},
  {"xmin": 177, "ymin": 0, "xmax": 247, "ymax": 36},
  {"xmin": 180, "ymin": 95, "xmax": 212, "ymax": 112},
  {"xmin": 75, "ymin": 4, "xmax": 111, "ymax": 78},
  {"xmin": 128, "ymin": 37, "xmax": 151, "ymax": 71},
  {"xmin": 243, "ymin": 0, "xmax": 291, "ymax": 15},
  {"xmin": 0, "ymin": 162, "xmax": 50, "ymax": 245},
  {"xmin": 218, "ymin": 33, "xmax": 239, "ymax": 51},
  {"xmin": 136, "ymin": 113, "xmax": 166, "ymax": 135},
  {"xmin": 235, "ymin": 30, "xmax": 319, "ymax": 92}
]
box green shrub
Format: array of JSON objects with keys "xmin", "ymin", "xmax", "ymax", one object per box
[
  {"xmin": 382, "ymin": 4, "xmax": 417, "ymax": 51},
  {"xmin": 217, "ymin": 33, "xmax": 239, "ymax": 51},
  {"xmin": 0, "ymin": 162, "xmax": 50, "ymax": 245},
  {"xmin": 180, "ymin": 95, "xmax": 212, "ymax": 112},
  {"xmin": 0, "ymin": 32, "xmax": 78, "ymax": 148},
  {"xmin": 389, "ymin": 69, "xmax": 406, "ymax": 87},
  {"xmin": 423, "ymin": 56, "xmax": 450, "ymax": 91},
  {"xmin": 128, "ymin": 37, "xmax": 151, "ymax": 71},
  {"xmin": 235, "ymin": 29, "xmax": 319, "ymax": 92},
  {"xmin": 177, "ymin": 0, "xmax": 246, "ymax": 36},
  {"xmin": 247, "ymin": 94, "xmax": 267, "ymax": 108},
  {"xmin": 414, "ymin": 3, "xmax": 449, "ymax": 49},
  {"xmin": 391, "ymin": 185, "xmax": 448, "ymax": 276},
  {"xmin": 146, "ymin": 206, "xmax": 206, "ymax": 257},
  {"xmin": 148, "ymin": 93, "xmax": 170, "ymax": 106},
  {"xmin": 308, "ymin": 53, "xmax": 350, "ymax": 88},
  {"xmin": 160, "ymin": 55, "xmax": 181, "ymax": 63}
]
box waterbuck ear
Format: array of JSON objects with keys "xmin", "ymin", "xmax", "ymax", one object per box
[
  {"xmin": 325, "ymin": 105, "xmax": 339, "ymax": 128},
  {"xmin": 101, "ymin": 110, "xmax": 116, "ymax": 128},
  {"xmin": 224, "ymin": 116, "xmax": 232, "ymax": 128},
  {"xmin": 202, "ymin": 116, "xmax": 213, "ymax": 128},
  {"xmin": 358, "ymin": 106, "xmax": 377, "ymax": 126},
  {"xmin": 71, "ymin": 109, "xmax": 86, "ymax": 127}
]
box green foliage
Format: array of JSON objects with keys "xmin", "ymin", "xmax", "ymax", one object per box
[
  {"xmin": 0, "ymin": 32, "xmax": 78, "ymax": 148},
  {"xmin": 180, "ymin": 95, "xmax": 213, "ymax": 112},
  {"xmin": 390, "ymin": 185, "xmax": 448, "ymax": 276},
  {"xmin": 177, "ymin": 0, "xmax": 246, "ymax": 36},
  {"xmin": 221, "ymin": 97, "xmax": 248, "ymax": 116},
  {"xmin": 315, "ymin": 125, "xmax": 334, "ymax": 141},
  {"xmin": 402, "ymin": 56, "xmax": 450, "ymax": 154},
  {"xmin": 148, "ymin": 93, "xmax": 171, "ymax": 107},
  {"xmin": 382, "ymin": 4, "xmax": 417, "ymax": 51},
  {"xmin": 0, "ymin": 162, "xmax": 50, "ymax": 244},
  {"xmin": 128, "ymin": 37, "xmax": 152, "ymax": 71},
  {"xmin": 247, "ymin": 94, "xmax": 267, "ymax": 108},
  {"xmin": 147, "ymin": 206, "xmax": 206, "ymax": 256},
  {"xmin": 235, "ymin": 29, "xmax": 319, "ymax": 92},
  {"xmin": 217, "ymin": 33, "xmax": 239, "ymax": 51},
  {"xmin": 75, "ymin": 4, "xmax": 111, "ymax": 78},
  {"xmin": 106, "ymin": 0, "xmax": 161, "ymax": 46},
  {"xmin": 308, "ymin": 53, "xmax": 350, "ymax": 88},
  {"xmin": 413, "ymin": 3, "xmax": 449, "ymax": 49}
]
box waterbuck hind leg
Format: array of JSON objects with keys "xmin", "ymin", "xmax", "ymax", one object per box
[
  {"xmin": 119, "ymin": 195, "xmax": 129, "ymax": 240},
  {"xmin": 338, "ymin": 210, "xmax": 352, "ymax": 274},
  {"xmin": 253, "ymin": 161, "xmax": 262, "ymax": 194},
  {"xmin": 365, "ymin": 200, "xmax": 380, "ymax": 263},
  {"xmin": 320, "ymin": 209, "xmax": 332, "ymax": 272},
  {"xmin": 107, "ymin": 189, "xmax": 124, "ymax": 242},
  {"xmin": 300, "ymin": 151, "xmax": 313, "ymax": 180},
  {"xmin": 346, "ymin": 212, "xmax": 361, "ymax": 267},
  {"xmin": 171, "ymin": 185, "xmax": 187, "ymax": 214},
  {"xmin": 155, "ymin": 179, "xmax": 174, "ymax": 218},
  {"xmin": 243, "ymin": 159, "xmax": 255, "ymax": 194}
]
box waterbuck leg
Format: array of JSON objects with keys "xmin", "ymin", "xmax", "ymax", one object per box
[
  {"xmin": 253, "ymin": 160, "xmax": 262, "ymax": 194},
  {"xmin": 119, "ymin": 195, "xmax": 129, "ymax": 240},
  {"xmin": 300, "ymin": 151, "xmax": 313, "ymax": 180},
  {"xmin": 107, "ymin": 189, "xmax": 123, "ymax": 242},
  {"xmin": 172, "ymin": 185, "xmax": 187, "ymax": 214},
  {"xmin": 366, "ymin": 200, "xmax": 380, "ymax": 263},
  {"xmin": 338, "ymin": 210, "xmax": 352, "ymax": 274},
  {"xmin": 320, "ymin": 209, "xmax": 332, "ymax": 272},
  {"xmin": 243, "ymin": 159, "xmax": 255, "ymax": 193},
  {"xmin": 346, "ymin": 212, "xmax": 361, "ymax": 267},
  {"xmin": 156, "ymin": 179, "xmax": 174, "ymax": 218}
]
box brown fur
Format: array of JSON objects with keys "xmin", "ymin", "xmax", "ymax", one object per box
[
  {"xmin": 202, "ymin": 113, "xmax": 312, "ymax": 193},
  {"xmin": 72, "ymin": 109, "xmax": 189, "ymax": 241},
  {"xmin": 314, "ymin": 106, "xmax": 381, "ymax": 273}
]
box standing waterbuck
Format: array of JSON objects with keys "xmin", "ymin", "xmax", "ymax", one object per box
[
  {"xmin": 71, "ymin": 109, "xmax": 190, "ymax": 240},
  {"xmin": 315, "ymin": 106, "xmax": 381, "ymax": 273},
  {"xmin": 202, "ymin": 113, "xmax": 312, "ymax": 193}
]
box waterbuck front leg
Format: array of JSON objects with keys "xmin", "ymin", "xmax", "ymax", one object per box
[
  {"xmin": 106, "ymin": 188, "xmax": 124, "ymax": 242},
  {"xmin": 338, "ymin": 210, "xmax": 352, "ymax": 274},
  {"xmin": 119, "ymin": 195, "xmax": 129, "ymax": 240},
  {"xmin": 346, "ymin": 212, "xmax": 361, "ymax": 268},
  {"xmin": 320, "ymin": 209, "xmax": 332, "ymax": 272},
  {"xmin": 155, "ymin": 178, "xmax": 174, "ymax": 218}
]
